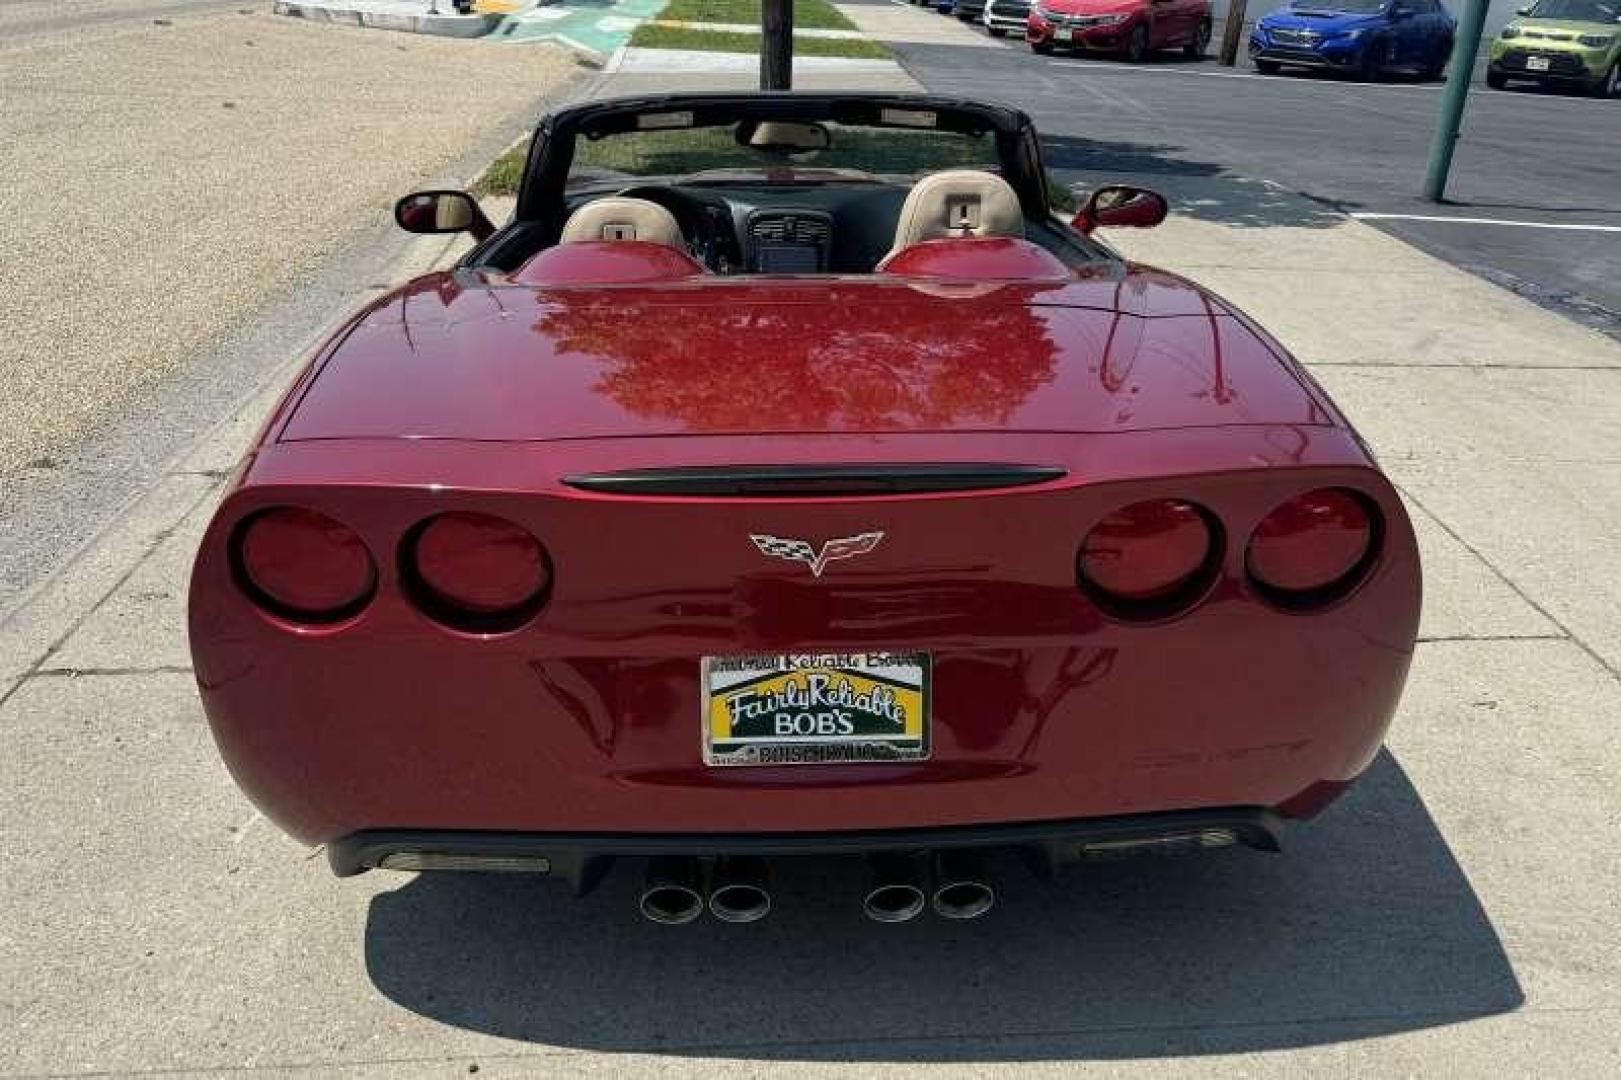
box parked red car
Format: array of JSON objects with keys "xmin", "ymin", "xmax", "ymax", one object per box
[
  {"xmin": 189, "ymin": 93, "xmax": 1419, "ymax": 926},
  {"xmin": 1029, "ymin": 0, "xmax": 1214, "ymax": 59}
]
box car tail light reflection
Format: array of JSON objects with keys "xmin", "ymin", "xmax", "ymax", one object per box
[
  {"xmin": 236, "ymin": 507, "xmax": 376, "ymax": 622},
  {"xmin": 406, "ymin": 511, "xmax": 550, "ymax": 630},
  {"xmin": 1247, "ymin": 488, "xmax": 1378, "ymax": 606},
  {"xmin": 1079, "ymin": 498, "xmax": 1217, "ymax": 616}
]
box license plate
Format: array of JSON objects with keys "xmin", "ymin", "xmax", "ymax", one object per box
[
  {"xmin": 1526, "ymin": 55, "xmax": 1550, "ymax": 71},
  {"xmin": 1055, "ymin": 28, "xmax": 1073, "ymax": 42},
  {"xmin": 702, "ymin": 652, "xmax": 931, "ymax": 767}
]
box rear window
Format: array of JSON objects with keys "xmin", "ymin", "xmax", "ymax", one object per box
[{"xmin": 568, "ymin": 122, "xmax": 999, "ymax": 187}]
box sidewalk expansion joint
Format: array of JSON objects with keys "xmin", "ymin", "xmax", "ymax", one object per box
[
  {"xmin": 0, "ymin": 479, "xmax": 221, "ymax": 712},
  {"xmin": 1397, "ymin": 483, "xmax": 1621, "ymax": 687},
  {"xmin": 32, "ymin": 665, "xmax": 195, "ymax": 679},
  {"xmin": 1416, "ymin": 634, "xmax": 1569, "ymax": 644}
]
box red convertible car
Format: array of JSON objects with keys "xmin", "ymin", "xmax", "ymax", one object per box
[{"xmin": 189, "ymin": 93, "xmax": 1420, "ymax": 925}]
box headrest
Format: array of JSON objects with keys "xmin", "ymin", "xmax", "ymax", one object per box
[
  {"xmin": 888, "ymin": 169, "xmax": 1025, "ymax": 257},
  {"xmin": 559, "ymin": 197, "xmax": 684, "ymax": 248}
]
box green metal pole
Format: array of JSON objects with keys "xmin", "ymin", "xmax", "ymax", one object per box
[{"xmin": 1423, "ymin": 0, "xmax": 1491, "ymax": 202}]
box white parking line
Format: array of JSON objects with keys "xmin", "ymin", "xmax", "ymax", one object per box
[{"xmin": 1352, "ymin": 212, "xmax": 1621, "ymax": 233}]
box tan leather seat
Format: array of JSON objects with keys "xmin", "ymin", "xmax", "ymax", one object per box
[
  {"xmin": 886, "ymin": 169, "xmax": 1025, "ymax": 260},
  {"xmin": 559, "ymin": 197, "xmax": 685, "ymax": 248}
]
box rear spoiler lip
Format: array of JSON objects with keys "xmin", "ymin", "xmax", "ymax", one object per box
[{"xmin": 559, "ymin": 462, "xmax": 1068, "ymax": 497}]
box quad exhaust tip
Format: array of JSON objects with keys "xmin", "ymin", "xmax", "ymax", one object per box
[
  {"xmin": 863, "ymin": 853, "xmax": 928, "ymax": 923},
  {"xmin": 641, "ymin": 851, "xmax": 995, "ymax": 924},
  {"xmin": 931, "ymin": 851, "xmax": 996, "ymax": 921},
  {"xmin": 708, "ymin": 856, "xmax": 772, "ymax": 924},
  {"xmin": 864, "ymin": 882, "xmax": 928, "ymax": 923},
  {"xmin": 639, "ymin": 856, "xmax": 705, "ymax": 925}
]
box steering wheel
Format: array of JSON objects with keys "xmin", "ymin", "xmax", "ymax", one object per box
[{"xmin": 614, "ymin": 184, "xmax": 737, "ymax": 272}]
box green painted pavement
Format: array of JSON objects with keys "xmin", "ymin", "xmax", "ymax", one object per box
[{"xmin": 492, "ymin": 0, "xmax": 667, "ymax": 61}]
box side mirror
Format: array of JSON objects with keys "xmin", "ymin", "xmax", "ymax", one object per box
[
  {"xmin": 1071, "ymin": 185, "xmax": 1169, "ymax": 235},
  {"xmin": 394, "ymin": 190, "xmax": 495, "ymax": 241}
]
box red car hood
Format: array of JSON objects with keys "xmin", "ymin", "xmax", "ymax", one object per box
[{"xmin": 282, "ymin": 270, "xmax": 1333, "ymax": 444}]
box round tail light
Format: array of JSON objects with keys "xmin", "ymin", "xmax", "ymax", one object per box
[
  {"xmin": 235, "ymin": 507, "xmax": 376, "ymax": 622},
  {"xmin": 1079, "ymin": 498, "xmax": 1216, "ymax": 614},
  {"xmin": 1247, "ymin": 488, "xmax": 1378, "ymax": 605},
  {"xmin": 407, "ymin": 511, "xmax": 550, "ymax": 629}
]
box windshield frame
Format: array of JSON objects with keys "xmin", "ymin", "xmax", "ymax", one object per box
[{"xmin": 513, "ymin": 93, "xmax": 1050, "ymax": 235}]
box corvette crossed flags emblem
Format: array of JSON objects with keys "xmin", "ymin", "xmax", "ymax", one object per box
[{"xmin": 750, "ymin": 532, "xmax": 885, "ymax": 578}]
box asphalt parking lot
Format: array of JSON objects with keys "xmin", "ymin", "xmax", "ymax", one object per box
[{"xmin": 873, "ymin": 0, "xmax": 1621, "ymax": 337}]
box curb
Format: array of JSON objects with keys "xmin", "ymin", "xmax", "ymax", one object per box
[{"xmin": 272, "ymin": 0, "xmax": 503, "ymax": 38}]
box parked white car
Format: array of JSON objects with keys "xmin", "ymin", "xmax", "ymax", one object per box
[{"xmin": 984, "ymin": 0, "xmax": 1034, "ymax": 37}]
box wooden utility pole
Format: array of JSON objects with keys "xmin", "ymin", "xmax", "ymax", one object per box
[
  {"xmin": 1218, "ymin": 0, "xmax": 1248, "ymax": 67},
  {"xmin": 762, "ymin": 0, "xmax": 794, "ymax": 90}
]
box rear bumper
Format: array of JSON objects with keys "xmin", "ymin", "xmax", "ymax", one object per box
[{"xmin": 329, "ymin": 806, "xmax": 1286, "ymax": 889}]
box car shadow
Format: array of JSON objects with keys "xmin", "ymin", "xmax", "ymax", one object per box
[
  {"xmin": 1049, "ymin": 51, "xmax": 1217, "ymax": 68},
  {"xmin": 1488, "ymin": 79, "xmax": 1613, "ymax": 98},
  {"xmin": 363, "ymin": 750, "xmax": 1521, "ymax": 1061},
  {"xmin": 1039, "ymin": 133, "xmax": 1345, "ymax": 229}
]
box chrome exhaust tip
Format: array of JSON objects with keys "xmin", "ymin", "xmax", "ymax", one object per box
[
  {"xmin": 639, "ymin": 856, "xmax": 705, "ymax": 925},
  {"xmin": 707, "ymin": 856, "xmax": 771, "ymax": 924},
  {"xmin": 931, "ymin": 851, "xmax": 995, "ymax": 920},
  {"xmin": 863, "ymin": 853, "xmax": 927, "ymax": 923}
]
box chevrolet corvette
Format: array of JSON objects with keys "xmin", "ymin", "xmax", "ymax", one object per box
[{"xmin": 188, "ymin": 93, "xmax": 1421, "ymax": 925}]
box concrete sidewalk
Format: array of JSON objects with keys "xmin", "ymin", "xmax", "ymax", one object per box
[{"xmin": 4, "ymin": 4, "xmax": 1621, "ymax": 1072}]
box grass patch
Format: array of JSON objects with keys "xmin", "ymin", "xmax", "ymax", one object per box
[
  {"xmin": 474, "ymin": 139, "xmax": 528, "ymax": 198},
  {"xmin": 659, "ymin": 0, "xmax": 857, "ymax": 29},
  {"xmin": 628, "ymin": 24, "xmax": 891, "ymax": 58},
  {"xmin": 1046, "ymin": 175, "xmax": 1077, "ymax": 213}
]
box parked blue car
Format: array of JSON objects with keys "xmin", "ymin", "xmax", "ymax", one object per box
[{"xmin": 1249, "ymin": 0, "xmax": 1456, "ymax": 80}]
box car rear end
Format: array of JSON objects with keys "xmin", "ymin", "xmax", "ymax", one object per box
[
  {"xmin": 189, "ymin": 276, "xmax": 1420, "ymax": 919},
  {"xmin": 193, "ymin": 434, "xmax": 1417, "ymax": 880}
]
